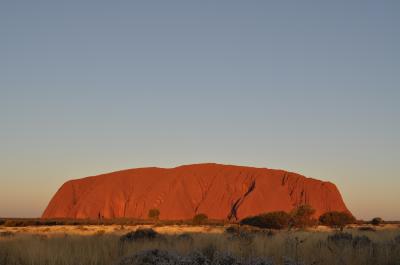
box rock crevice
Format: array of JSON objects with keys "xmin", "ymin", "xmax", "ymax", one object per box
[
  {"xmin": 42, "ymin": 163, "xmax": 352, "ymax": 220},
  {"xmin": 228, "ymin": 179, "xmax": 256, "ymax": 221}
]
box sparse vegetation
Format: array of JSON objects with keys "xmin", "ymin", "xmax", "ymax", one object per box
[
  {"xmin": 328, "ymin": 232, "xmax": 353, "ymax": 245},
  {"xmin": 371, "ymin": 217, "xmax": 383, "ymax": 226},
  {"xmin": 0, "ymin": 231, "xmax": 14, "ymax": 237},
  {"xmin": 0, "ymin": 225, "xmax": 399, "ymax": 265},
  {"xmin": 224, "ymin": 225, "xmax": 240, "ymax": 234},
  {"xmin": 120, "ymin": 228, "xmax": 160, "ymax": 242},
  {"xmin": 148, "ymin": 208, "xmax": 160, "ymax": 220},
  {"xmin": 240, "ymin": 211, "xmax": 291, "ymax": 229},
  {"xmin": 116, "ymin": 248, "xmax": 275, "ymax": 265},
  {"xmin": 176, "ymin": 233, "xmax": 194, "ymax": 244},
  {"xmin": 193, "ymin": 213, "xmax": 208, "ymax": 225},
  {"xmin": 319, "ymin": 211, "xmax": 356, "ymax": 230},
  {"xmin": 395, "ymin": 234, "xmax": 400, "ymax": 244},
  {"xmin": 290, "ymin": 204, "xmax": 316, "ymax": 228},
  {"xmin": 0, "ymin": 217, "xmax": 397, "ymax": 228},
  {"xmin": 358, "ymin": 226, "xmax": 376, "ymax": 232},
  {"xmin": 0, "ymin": 218, "xmax": 226, "ymax": 227}
]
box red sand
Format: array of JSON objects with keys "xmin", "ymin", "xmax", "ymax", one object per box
[{"xmin": 42, "ymin": 163, "xmax": 351, "ymax": 220}]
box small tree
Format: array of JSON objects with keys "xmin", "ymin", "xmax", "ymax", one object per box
[
  {"xmin": 291, "ymin": 204, "xmax": 316, "ymax": 228},
  {"xmin": 371, "ymin": 217, "xmax": 383, "ymax": 226},
  {"xmin": 193, "ymin": 213, "xmax": 208, "ymax": 225},
  {"xmin": 319, "ymin": 211, "xmax": 356, "ymax": 230},
  {"xmin": 240, "ymin": 211, "xmax": 291, "ymax": 229},
  {"xmin": 148, "ymin": 208, "xmax": 160, "ymax": 220}
]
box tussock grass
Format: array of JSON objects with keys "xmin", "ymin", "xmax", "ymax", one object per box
[{"xmin": 0, "ymin": 226, "xmax": 399, "ymax": 265}]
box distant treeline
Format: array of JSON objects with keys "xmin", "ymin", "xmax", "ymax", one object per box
[
  {"xmin": 0, "ymin": 218, "xmax": 227, "ymax": 227},
  {"xmin": 0, "ymin": 217, "xmax": 398, "ymax": 227}
]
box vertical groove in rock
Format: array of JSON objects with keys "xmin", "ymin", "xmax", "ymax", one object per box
[
  {"xmin": 227, "ymin": 179, "xmax": 256, "ymax": 221},
  {"xmin": 42, "ymin": 163, "xmax": 352, "ymax": 220}
]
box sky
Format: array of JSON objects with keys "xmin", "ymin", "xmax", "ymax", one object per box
[{"xmin": 0, "ymin": 0, "xmax": 399, "ymax": 220}]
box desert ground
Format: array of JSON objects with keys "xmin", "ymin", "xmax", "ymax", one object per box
[{"xmin": 1, "ymin": 224, "xmax": 400, "ymax": 265}]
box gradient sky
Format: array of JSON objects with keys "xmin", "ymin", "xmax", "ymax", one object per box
[{"xmin": 1, "ymin": 1, "xmax": 399, "ymax": 220}]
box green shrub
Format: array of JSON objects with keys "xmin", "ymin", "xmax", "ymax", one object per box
[
  {"xmin": 319, "ymin": 211, "xmax": 356, "ymax": 229},
  {"xmin": 240, "ymin": 211, "xmax": 291, "ymax": 229},
  {"xmin": 371, "ymin": 217, "xmax": 383, "ymax": 226},
  {"xmin": 291, "ymin": 204, "xmax": 316, "ymax": 228},
  {"xmin": 148, "ymin": 208, "xmax": 160, "ymax": 220},
  {"xmin": 120, "ymin": 228, "xmax": 160, "ymax": 242},
  {"xmin": 193, "ymin": 213, "xmax": 208, "ymax": 225}
]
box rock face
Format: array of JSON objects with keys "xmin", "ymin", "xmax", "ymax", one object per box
[{"xmin": 42, "ymin": 163, "xmax": 351, "ymax": 220}]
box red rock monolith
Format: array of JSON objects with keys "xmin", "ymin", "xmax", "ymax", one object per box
[{"xmin": 42, "ymin": 163, "xmax": 351, "ymax": 220}]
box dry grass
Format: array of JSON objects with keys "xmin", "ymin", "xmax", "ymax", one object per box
[{"xmin": 0, "ymin": 225, "xmax": 399, "ymax": 265}]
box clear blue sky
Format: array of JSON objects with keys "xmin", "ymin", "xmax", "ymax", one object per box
[{"xmin": 1, "ymin": 1, "xmax": 399, "ymax": 220}]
